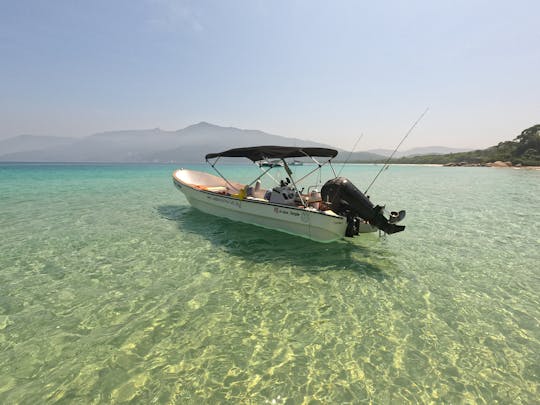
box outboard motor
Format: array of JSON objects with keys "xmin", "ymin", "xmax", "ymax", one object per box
[{"xmin": 321, "ymin": 177, "xmax": 405, "ymax": 235}]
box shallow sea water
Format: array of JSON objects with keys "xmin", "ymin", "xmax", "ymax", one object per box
[{"xmin": 0, "ymin": 163, "xmax": 538, "ymax": 404}]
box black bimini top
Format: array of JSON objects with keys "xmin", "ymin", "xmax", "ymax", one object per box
[{"xmin": 205, "ymin": 146, "xmax": 338, "ymax": 162}]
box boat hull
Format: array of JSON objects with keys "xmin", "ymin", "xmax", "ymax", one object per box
[{"xmin": 173, "ymin": 169, "xmax": 348, "ymax": 242}]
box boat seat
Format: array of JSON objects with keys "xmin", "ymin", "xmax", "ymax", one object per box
[
  {"xmin": 246, "ymin": 197, "xmax": 268, "ymax": 202},
  {"xmin": 207, "ymin": 186, "xmax": 228, "ymax": 193},
  {"xmin": 194, "ymin": 185, "xmax": 228, "ymax": 193}
]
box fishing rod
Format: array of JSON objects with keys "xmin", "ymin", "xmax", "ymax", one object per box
[
  {"xmin": 337, "ymin": 134, "xmax": 363, "ymax": 177},
  {"xmin": 364, "ymin": 107, "xmax": 429, "ymax": 194}
]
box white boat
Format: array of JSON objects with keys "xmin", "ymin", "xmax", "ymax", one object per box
[
  {"xmin": 258, "ymin": 159, "xmax": 283, "ymax": 168},
  {"xmin": 172, "ymin": 146, "xmax": 405, "ymax": 243}
]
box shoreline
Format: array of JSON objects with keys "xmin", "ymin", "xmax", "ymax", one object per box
[
  {"xmin": 397, "ymin": 162, "xmax": 540, "ymax": 170},
  {"xmin": 381, "ymin": 163, "xmax": 540, "ymax": 170}
]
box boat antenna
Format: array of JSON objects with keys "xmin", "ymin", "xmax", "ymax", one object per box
[
  {"xmin": 337, "ymin": 134, "xmax": 363, "ymax": 177},
  {"xmin": 364, "ymin": 107, "xmax": 429, "ymax": 194}
]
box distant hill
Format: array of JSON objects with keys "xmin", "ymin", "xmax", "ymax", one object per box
[
  {"xmin": 0, "ymin": 128, "xmax": 178, "ymax": 162},
  {"xmin": 144, "ymin": 122, "xmax": 335, "ymax": 163},
  {"xmin": 367, "ymin": 146, "xmax": 472, "ymax": 158},
  {"xmin": 334, "ymin": 150, "xmax": 388, "ymax": 162},
  {"xmin": 6, "ymin": 122, "xmax": 527, "ymax": 165},
  {"xmin": 0, "ymin": 122, "xmax": 386, "ymax": 163},
  {"xmin": 0, "ymin": 135, "xmax": 75, "ymax": 155},
  {"xmin": 389, "ymin": 125, "xmax": 540, "ymax": 166}
]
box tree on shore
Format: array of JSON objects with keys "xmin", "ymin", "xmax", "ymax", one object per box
[{"xmin": 379, "ymin": 124, "xmax": 540, "ymax": 166}]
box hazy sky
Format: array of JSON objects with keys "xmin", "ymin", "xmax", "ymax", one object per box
[{"xmin": 1, "ymin": 0, "xmax": 539, "ymax": 149}]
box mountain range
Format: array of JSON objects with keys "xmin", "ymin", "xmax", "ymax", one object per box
[
  {"xmin": 366, "ymin": 146, "xmax": 472, "ymax": 158},
  {"xmin": 0, "ymin": 122, "xmax": 468, "ymax": 163}
]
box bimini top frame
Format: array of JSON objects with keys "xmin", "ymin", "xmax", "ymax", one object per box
[{"xmin": 205, "ymin": 145, "xmax": 340, "ymax": 207}]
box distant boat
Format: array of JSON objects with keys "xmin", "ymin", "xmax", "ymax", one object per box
[
  {"xmin": 172, "ymin": 146, "xmax": 406, "ymax": 242},
  {"xmin": 289, "ymin": 160, "xmax": 303, "ymax": 166},
  {"xmin": 258, "ymin": 159, "xmax": 283, "ymax": 168}
]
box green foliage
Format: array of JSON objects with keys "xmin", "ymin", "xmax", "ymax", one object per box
[
  {"xmin": 512, "ymin": 125, "xmax": 540, "ymax": 165},
  {"xmin": 357, "ymin": 125, "xmax": 540, "ymax": 166}
]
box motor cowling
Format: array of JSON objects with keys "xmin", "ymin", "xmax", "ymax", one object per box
[{"xmin": 321, "ymin": 177, "xmax": 405, "ymax": 235}]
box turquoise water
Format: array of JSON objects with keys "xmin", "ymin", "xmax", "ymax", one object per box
[{"xmin": 0, "ymin": 163, "xmax": 538, "ymax": 403}]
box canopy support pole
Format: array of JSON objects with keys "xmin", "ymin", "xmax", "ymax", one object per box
[
  {"xmin": 282, "ymin": 159, "xmax": 307, "ymax": 207},
  {"xmin": 247, "ymin": 165, "xmax": 275, "ymax": 187},
  {"xmin": 206, "ymin": 157, "xmax": 241, "ymax": 192},
  {"xmin": 294, "ymin": 157, "xmax": 333, "ymax": 185}
]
